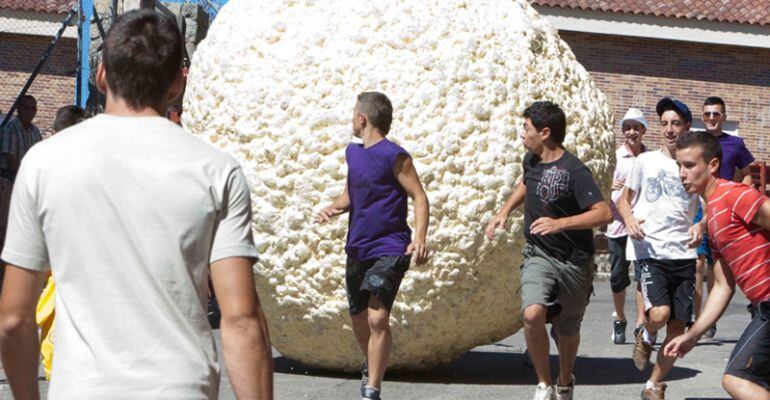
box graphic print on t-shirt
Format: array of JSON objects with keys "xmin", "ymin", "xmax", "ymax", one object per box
[
  {"xmin": 536, "ymin": 166, "xmax": 570, "ymax": 203},
  {"xmin": 644, "ymin": 169, "xmax": 687, "ymax": 202}
]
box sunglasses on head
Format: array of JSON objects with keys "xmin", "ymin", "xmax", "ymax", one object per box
[{"xmin": 703, "ymin": 111, "xmax": 722, "ymax": 117}]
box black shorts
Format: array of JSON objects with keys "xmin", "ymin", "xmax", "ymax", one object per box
[
  {"xmin": 639, "ymin": 258, "xmax": 695, "ymax": 324},
  {"xmin": 345, "ymin": 255, "xmax": 410, "ymax": 315},
  {"xmin": 609, "ymin": 236, "xmax": 632, "ymax": 293},
  {"xmin": 725, "ymin": 301, "xmax": 770, "ymax": 390}
]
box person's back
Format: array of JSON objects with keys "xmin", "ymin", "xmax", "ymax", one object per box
[
  {"xmin": 0, "ymin": 10, "xmax": 273, "ymax": 400},
  {"xmin": 15, "ymin": 115, "xmax": 244, "ymax": 397}
]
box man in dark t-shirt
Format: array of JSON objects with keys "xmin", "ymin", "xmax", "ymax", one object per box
[{"xmin": 486, "ymin": 101, "xmax": 612, "ymax": 400}]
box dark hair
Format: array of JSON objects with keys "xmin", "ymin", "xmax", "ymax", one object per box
[
  {"xmin": 357, "ymin": 92, "xmax": 393, "ymax": 135},
  {"xmin": 703, "ymin": 96, "xmax": 726, "ymax": 113},
  {"xmin": 523, "ymin": 101, "xmax": 567, "ymax": 144},
  {"xmin": 21, "ymin": 95, "xmax": 36, "ymax": 103},
  {"xmin": 102, "ymin": 9, "xmax": 182, "ymax": 109},
  {"xmin": 676, "ymin": 130, "xmax": 722, "ymax": 165},
  {"xmin": 53, "ymin": 105, "xmax": 86, "ymax": 132}
]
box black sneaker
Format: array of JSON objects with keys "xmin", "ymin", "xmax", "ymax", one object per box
[
  {"xmin": 362, "ymin": 386, "xmax": 381, "ymax": 400},
  {"xmin": 360, "ymin": 361, "xmax": 369, "ymax": 396},
  {"xmin": 613, "ymin": 319, "xmax": 627, "ymax": 344}
]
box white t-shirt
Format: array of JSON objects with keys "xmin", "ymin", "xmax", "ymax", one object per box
[
  {"xmin": 624, "ymin": 150, "xmax": 698, "ymax": 260},
  {"xmin": 2, "ymin": 114, "xmax": 258, "ymax": 399},
  {"xmin": 607, "ymin": 145, "xmax": 646, "ymax": 238}
]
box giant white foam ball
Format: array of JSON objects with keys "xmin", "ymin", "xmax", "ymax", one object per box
[{"xmin": 183, "ymin": 0, "xmax": 615, "ymax": 370}]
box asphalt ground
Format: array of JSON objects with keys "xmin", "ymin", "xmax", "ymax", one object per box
[{"xmin": 1, "ymin": 280, "xmax": 750, "ymax": 399}]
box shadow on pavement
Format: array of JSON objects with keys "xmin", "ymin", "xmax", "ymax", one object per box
[{"xmin": 274, "ymin": 349, "xmax": 700, "ymax": 386}]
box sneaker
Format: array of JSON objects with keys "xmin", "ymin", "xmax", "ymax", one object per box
[
  {"xmin": 613, "ymin": 319, "xmax": 627, "ymax": 344},
  {"xmin": 360, "ymin": 361, "xmax": 369, "ymax": 397},
  {"xmin": 632, "ymin": 329, "xmax": 653, "ymax": 371},
  {"xmin": 555, "ymin": 375, "xmax": 575, "ymax": 400},
  {"xmin": 532, "ymin": 383, "xmax": 555, "ymax": 400},
  {"xmin": 703, "ymin": 324, "xmax": 717, "ymax": 339},
  {"xmin": 362, "ymin": 386, "xmax": 381, "ymax": 400},
  {"xmin": 641, "ymin": 381, "xmax": 667, "ymax": 400}
]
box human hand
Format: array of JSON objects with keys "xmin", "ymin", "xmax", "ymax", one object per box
[
  {"xmin": 663, "ymin": 332, "xmax": 697, "ymax": 358},
  {"xmin": 688, "ymin": 223, "xmax": 704, "ymax": 248},
  {"xmin": 405, "ymin": 241, "xmax": 429, "ymax": 264},
  {"xmin": 529, "ymin": 217, "xmax": 565, "ymax": 235},
  {"xmin": 485, "ymin": 214, "xmax": 508, "ymax": 240},
  {"xmin": 625, "ymin": 217, "xmax": 646, "ymax": 240},
  {"xmin": 316, "ymin": 205, "xmax": 344, "ymax": 223},
  {"xmin": 612, "ymin": 179, "xmax": 626, "ymax": 191}
]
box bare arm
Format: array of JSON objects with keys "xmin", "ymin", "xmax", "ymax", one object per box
[
  {"xmin": 529, "ymin": 200, "xmax": 612, "ymax": 235},
  {"xmin": 485, "ymin": 180, "xmax": 525, "ymax": 240},
  {"xmin": 395, "ymin": 155, "xmax": 430, "ymax": 264},
  {"xmin": 0, "ymin": 264, "xmax": 47, "ymax": 400},
  {"xmin": 316, "ymin": 184, "xmax": 350, "ymax": 223},
  {"xmin": 211, "ymin": 257, "xmax": 273, "ymax": 400},
  {"xmin": 751, "ymin": 199, "xmax": 770, "ymax": 231},
  {"xmin": 617, "ymin": 187, "xmax": 645, "ymax": 240},
  {"xmin": 664, "ymin": 257, "xmax": 735, "ymax": 358},
  {"xmin": 739, "ymin": 166, "xmax": 754, "ymax": 186}
]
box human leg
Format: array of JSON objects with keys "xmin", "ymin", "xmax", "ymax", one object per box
[
  {"xmin": 520, "ymin": 245, "xmax": 561, "ymax": 387},
  {"xmin": 524, "ymin": 304, "xmax": 553, "ymax": 386},
  {"xmin": 366, "ymin": 296, "xmax": 391, "ymax": 390},
  {"xmin": 723, "ymin": 305, "xmax": 770, "ymax": 399},
  {"xmin": 694, "ymin": 255, "xmax": 705, "ymax": 320}
]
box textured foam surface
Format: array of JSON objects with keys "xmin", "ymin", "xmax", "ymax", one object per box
[{"xmin": 183, "ymin": 0, "xmax": 615, "ymax": 370}]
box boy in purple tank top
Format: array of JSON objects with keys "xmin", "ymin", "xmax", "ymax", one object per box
[{"xmin": 317, "ymin": 92, "xmax": 430, "ymax": 400}]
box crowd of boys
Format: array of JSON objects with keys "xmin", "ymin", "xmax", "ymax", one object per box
[{"xmin": 0, "ymin": 9, "xmax": 767, "ymax": 400}]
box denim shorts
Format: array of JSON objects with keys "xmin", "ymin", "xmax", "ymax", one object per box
[{"xmin": 345, "ymin": 255, "xmax": 410, "ymax": 315}]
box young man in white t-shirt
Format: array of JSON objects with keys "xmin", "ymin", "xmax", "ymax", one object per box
[
  {"xmin": 617, "ymin": 98, "xmax": 703, "ymax": 400},
  {"xmin": 607, "ymin": 107, "xmax": 648, "ymax": 345},
  {"xmin": 0, "ymin": 10, "xmax": 273, "ymax": 400}
]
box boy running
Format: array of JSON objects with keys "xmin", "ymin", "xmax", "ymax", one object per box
[
  {"xmin": 486, "ymin": 101, "xmax": 612, "ymax": 400},
  {"xmin": 317, "ymin": 92, "xmax": 429, "ymax": 400},
  {"xmin": 607, "ymin": 107, "xmax": 649, "ymax": 344},
  {"xmin": 617, "ymin": 97, "xmax": 703, "ymax": 400},
  {"xmin": 666, "ymin": 130, "xmax": 770, "ymax": 400}
]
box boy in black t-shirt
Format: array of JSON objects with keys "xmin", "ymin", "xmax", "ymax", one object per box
[{"xmin": 486, "ymin": 101, "xmax": 612, "ymax": 400}]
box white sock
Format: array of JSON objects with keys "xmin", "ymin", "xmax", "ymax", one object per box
[
  {"xmin": 645, "ymin": 380, "xmax": 656, "ymax": 390},
  {"xmin": 642, "ymin": 328, "xmax": 654, "ymax": 344}
]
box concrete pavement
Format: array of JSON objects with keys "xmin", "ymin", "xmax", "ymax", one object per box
[{"xmin": 1, "ymin": 281, "xmax": 748, "ymax": 399}]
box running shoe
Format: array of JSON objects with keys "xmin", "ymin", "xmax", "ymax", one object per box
[
  {"xmin": 360, "ymin": 361, "xmax": 369, "ymax": 397},
  {"xmin": 613, "ymin": 319, "xmax": 627, "ymax": 344},
  {"xmin": 532, "ymin": 383, "xmax": 555, "ymax": 400},
  {"xmin": 633, "ymin": 329, "xmax": 653, "ymax": 371},
  {"xmin": 362, "ymin": 386, "xmax": 381, "ymax": 400},
  {"xmin": 641, "ymin": 382, "xmax": 666, "ymax": 400},
  {"xmin": 555, "ymin": 374, "xmax": 575, "ymax": 400}
]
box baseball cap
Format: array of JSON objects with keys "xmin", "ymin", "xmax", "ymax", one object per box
[
  {"xmin": 620, "ymin": 107, "xmax": 648, "ymax": 129},
  {"xmin": 656, "ymin": 97, "xmax": 692, "ymax": 123}
]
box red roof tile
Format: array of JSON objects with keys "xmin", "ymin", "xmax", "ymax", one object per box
[
  {"xmin": 0, "ymin": 0, "xmax": 76, "ymax": 14},
  {"xmin": 531, "ymin": 0, "xmax": 770, "ymax": 26}
]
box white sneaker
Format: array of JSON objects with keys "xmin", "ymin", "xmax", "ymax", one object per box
[
  {"xmin": 533, "ymin": 383, "xmax": 555, "ymax": 400},
  {"xmin": 555, "ymin": 375, "xmax": 575, "ymax": 400}
]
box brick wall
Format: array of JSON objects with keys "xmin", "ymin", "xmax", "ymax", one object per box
[
  {"xmin": 0, "ymin": 32, "xmax": 77, "ymax": 135},
  {"xmin": 559, "ymin": 31, "xmax": 770, "ymax": 164}
]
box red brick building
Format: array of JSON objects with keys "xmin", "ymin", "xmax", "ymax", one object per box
[
  {"xmin": 0, "ymin": 0, "xmax": 77, "ymax": 135},
  {"xmin": 531, "ymin": 0, "xmax": 770, "ymax": 163}
]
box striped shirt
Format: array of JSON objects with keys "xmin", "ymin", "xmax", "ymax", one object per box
[
  {"xmin": 708, "ymin": 179, "xmax": 770, "ymax": 305},
  {"xmin": 0, "ymin": 117, "xmax": 43, "ymax": 170}
]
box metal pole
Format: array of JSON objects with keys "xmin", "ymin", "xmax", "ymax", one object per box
[
  {"xmin": 77, "ymin": 0, "xmax": 94, "ymax": 109},
  {"xmin": 1, "ymin": 7, "xmax": 77, "ymax": 129}
]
